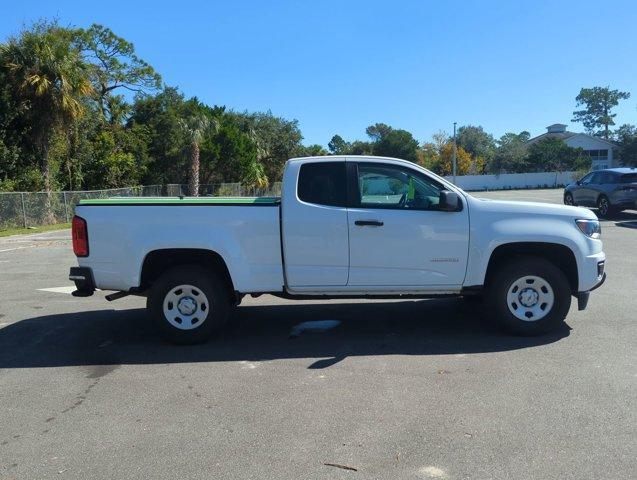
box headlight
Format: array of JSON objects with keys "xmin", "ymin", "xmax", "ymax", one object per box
[{"xmin": 575, "ymin": 219, "xmax": 601, "ymax": 239}]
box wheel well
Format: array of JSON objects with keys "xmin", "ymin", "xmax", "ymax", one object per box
[
  {"xmin": 485, "ymin": 242, "xmax": 578, "ymax": 293},
  {"xmin": 140, "ymin": 249, "xmax": 235, "ymax": 296}
]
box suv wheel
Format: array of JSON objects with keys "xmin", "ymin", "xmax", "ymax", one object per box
[
  {"xmin": 596, "ymin": 195, "xmax": 615, "ymax": 218},
  {"xmin": 147, "ymin": 265, "xmax": 230, "ymax": 344},
  {"xmin": 487, "ymin": 257, "xmax": 571, "ymax": 336},
  {"xmin": 564, "ymin": 192, "xmax": 575, "ymax": 206}
]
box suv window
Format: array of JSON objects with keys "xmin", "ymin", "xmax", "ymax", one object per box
[
  {"xmin": 297, "ymin": 162, "xmax": 347, "ymax": 207},
  {"xmin": 580, "ymin": 173, "xmax": 594, "ymax": 185},
  {"xmin": 356, "ymin": 163, "xmax": 443, "ymax": 210},
  {"xmin": 589, "ymin": 172, "xmax": 603, "ymax": 184},
  {"xmin": 620, "ymin": 173, "xmax": 637, "ymax": 183},
  {"xmin": 598, "ymin": 172, "xmax": 614, "ymax": 184}
]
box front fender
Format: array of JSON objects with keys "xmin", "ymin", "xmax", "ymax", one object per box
[{"xmin": 465, "ymin": 215, "xmax": 599, "ymax": 290}]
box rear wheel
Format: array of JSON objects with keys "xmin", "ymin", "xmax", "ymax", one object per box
[
  {"xmin": 597, "ymin": 195, "xmax": 615, "ymax": 218},
  {"xmin": 564, "ymin": 192, "xmax": 575, "ymax": 206},
  {"xmin": 487, "ymin": 257, "xmax": 571, "ymax": 336},
  {"xmin": 147, "ymin": 265, "xmax": 230, "ymax": 344}
]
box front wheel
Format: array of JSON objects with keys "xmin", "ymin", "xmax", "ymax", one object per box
[
  {"xmin": 147, "ymin": 265, "xmax": 230, "ymax": 344},
  {"xmin": 564, "ymin": 192, "xmax": 575, "ymax": 206},
  {"xmin": 487, "ymin": 257, "xmax": 571, "ymax": 336}
]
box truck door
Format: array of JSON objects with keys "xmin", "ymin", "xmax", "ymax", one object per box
[
  {"xmin": 281, "ymin": 160, "xmax": 350, "ymax": 287},
  {"xmin": 346, "ymin": 161, "xmax": 469, "ymax": 287}
]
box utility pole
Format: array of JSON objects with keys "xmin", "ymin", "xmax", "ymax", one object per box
[{"xmin": 452, "ymin": 122, "xmax": 457, "ymax": 184}]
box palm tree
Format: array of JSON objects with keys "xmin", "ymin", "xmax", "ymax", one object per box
[
  {"xmin": 244, "ymin": 126, "xmax": 270, "ymax": 193},
  {"xmin": 1, "ymin": 22, "xmax": 92, "ymax": 222},
  {"xmin": 179, "ymin": 114, "xmax": 217, "ymax": 196}
]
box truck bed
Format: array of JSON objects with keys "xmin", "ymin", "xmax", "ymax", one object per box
[{"xmin": 75, "ymin": 198, "xmax": 284, "ymax": 292}]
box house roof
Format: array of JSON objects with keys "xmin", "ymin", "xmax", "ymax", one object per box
[
  {"xmin": 526, "ymin": 130, "xmax": 578, "ymax": 145},
  {"xmin": 560, "ymin": 132, "xmax": 619, "ymax": 148},
  {"xmin": 527, "ymin": 128, "xmax": 619, "ymax": 148}
]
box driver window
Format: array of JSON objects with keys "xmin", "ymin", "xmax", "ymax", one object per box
[
  {"xmin": 357, "ymin": 163, "xmax": 442, "ymax": 210},
  {"xmin": 580, "ymin": 173, "xmax": 594, "ymax": 185}
]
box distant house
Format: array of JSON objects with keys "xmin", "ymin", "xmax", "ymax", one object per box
[{"xmin": 527, "ymin": 123, "xmax": 619, "ymax": 170}]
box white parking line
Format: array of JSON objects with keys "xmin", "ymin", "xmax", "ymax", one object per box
[
  {"xmin": 0, "ymin": 245, "xmax": 35, "ymax": 253},
  {"xmin": 37, "ymin": 286, "xmax": 76, "ymax": 295}
]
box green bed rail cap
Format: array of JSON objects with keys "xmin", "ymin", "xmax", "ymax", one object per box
[{"xmin": 78, "ymin": 196, "xmax": 280, "ymax": 206}]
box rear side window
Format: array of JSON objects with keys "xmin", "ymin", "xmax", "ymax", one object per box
[
  {"xmin": 297, "ymin": 162, "xmax": 347, "ymax": 207},
  {"xmin": 620, "ymin": 173, "xmax": 637, "ymax": 183}
]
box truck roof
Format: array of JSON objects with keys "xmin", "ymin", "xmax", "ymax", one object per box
[{"xmin": 287, "ymin": 155, "xmax": 424, "ymax": 171}]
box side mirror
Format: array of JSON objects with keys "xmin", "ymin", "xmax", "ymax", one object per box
[
  {"xmin": 576, "ymin": 180, "xmax": 581, "ymax": 186},
  {"xmin": 439, "ymin": 190, "xmax": 461, "ymax": 211}
]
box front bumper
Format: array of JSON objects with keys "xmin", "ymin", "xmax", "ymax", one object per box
[
  {"xmin": 69, "ymin": 267, "xmax": 95, "ymax": 297},
  {"xmin": 579, "ymin": 250, "xmax": 605, "ymax": 292},
  {"xmin": 576, "ymin": 271, "xmax": 606, "ymax": 311}
]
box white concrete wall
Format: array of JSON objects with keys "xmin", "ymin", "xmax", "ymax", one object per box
[{"xmin": 443, "ymin": 171, "xmax": 577, "ymax": 191}]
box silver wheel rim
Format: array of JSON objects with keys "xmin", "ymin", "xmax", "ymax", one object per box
[
  {"xmin": 506, "ymin": 275, "xmax": 554, "ymax": 322},
  {"xmin": 599, "ymin": 198, "xmax": 608, "ymax": 215},
  {"xmin": 163, "ymin": 284, "xmax": 210, "ymax": 330}
]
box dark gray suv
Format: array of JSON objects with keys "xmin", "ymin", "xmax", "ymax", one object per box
[{"xmin": 564, "ymin": 168, "xmax": 637, "ymax": 217}]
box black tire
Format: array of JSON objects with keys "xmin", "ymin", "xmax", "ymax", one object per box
[
  {"xmin": 564, "ymin": 192, "xmax": 575, "ymax": 206},
  {"xmin": 486, "ymin": 257, "xmax": 571, "ymax": 336},
  {"xmin": 596, "ymin": 195, "xmax": 615, "ymax": 218},
  {"xmin": 147, "ymin": 265, "xmax": 230, "ymax": 344}
]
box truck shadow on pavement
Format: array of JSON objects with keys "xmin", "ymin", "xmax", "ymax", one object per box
[{"xmin": 0, "ymin": 298, "xmax": 570, "ymax": 370}]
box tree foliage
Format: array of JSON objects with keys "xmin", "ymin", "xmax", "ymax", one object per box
[
  {"xmin": 0, "ymin": 21, "xmax": 94, "ymax": 221},
  {"xmin": 616, "ymin": 124, "xmax": 637, "ymax": 167},
  {"xmin": 527, "ymin": 137, "xmax": 587, "ymax": 172},
  {"xmin": 326, "ymin": 123, "xmax": 418, "ymax": 162},
  {"xmin": 77, "ymin": 24, "xmax": 161, "ymax": 122},
  {"xmin": 572, "ymin": 86, "xmax": 630, "ymax": 139},
  {"xmin": 490, "ymin": 132, "xmax": 530, "ymax": 173}
]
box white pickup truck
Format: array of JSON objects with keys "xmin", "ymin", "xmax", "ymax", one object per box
[{"xmin": 69, "ymin": 156, "xmax": 606, "ymax": 343}]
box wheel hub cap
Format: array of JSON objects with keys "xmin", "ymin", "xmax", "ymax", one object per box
[
  {"xmin": 518, "ymin": 287, "xmax": 539, "ymax": 307},
  {"xmin": 506, "ymin": 275, "xmax": 554, "ymax": 322},
  {"xmin": 162, "ymin": 285, "xmax": 210, "ymax": 330},
  {"xmin": 177, "ymin": 296, "xmax": 197, "ymax": 315}
]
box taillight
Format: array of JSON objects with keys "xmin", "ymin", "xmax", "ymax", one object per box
[{"xmin": 72, "ymin": 215, "xmax": 89, "ymax": 257}]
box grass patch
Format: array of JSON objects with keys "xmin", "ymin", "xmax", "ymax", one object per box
[{"xmin": 0, "ymin": 222, "xmax": 71, "ymax": 237}]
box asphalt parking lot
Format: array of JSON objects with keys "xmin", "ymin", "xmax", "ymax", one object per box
[{"xmin": 1, "ymin": 189, "xmax": 635, "ymax": 480}]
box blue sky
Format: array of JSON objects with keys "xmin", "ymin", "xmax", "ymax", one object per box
[{"xmin": 2, "ymin": 0, "xmax": 636, "ymax": 146}]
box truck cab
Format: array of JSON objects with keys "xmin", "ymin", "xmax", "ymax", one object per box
[{"xmin": 282, "ymin": 157, "xmax": 468, "ymax": 293}]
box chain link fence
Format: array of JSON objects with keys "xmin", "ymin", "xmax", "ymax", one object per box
[
  {"xmin": 1, "ymin": 183, "xmax": 284, "ymax": 231},
  {"xmin": 0, "ymin": 185, "xmax": 162, "ymax": 230}
]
